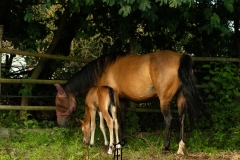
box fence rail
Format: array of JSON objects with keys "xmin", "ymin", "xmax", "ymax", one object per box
[{"xmin": 0, "ymin": 49, "xmax": 239, "ymax": 112}]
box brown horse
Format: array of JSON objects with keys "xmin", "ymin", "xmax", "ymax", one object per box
[
  {"xmin": 55, "ymin": 84, "xmax": 122, "ymax": 154},
  {"xmin": 55, "ymin": 50, "xmax": 211, "ymax": 155}
]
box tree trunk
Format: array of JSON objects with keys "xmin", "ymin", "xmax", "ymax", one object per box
[
  {"xmin": 38, "ymin": 12, "xmax": 87, "ymax": 79},
  {"xmin": 20, "ymin": 6, "xmax": 71, "ymax": 119}
]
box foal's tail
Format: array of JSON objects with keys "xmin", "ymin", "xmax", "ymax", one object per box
[
  {"xmin": 107, "ymin": 87, "xmax": 125, "ymax": 146},
  {"xmin": 115, "ymin": 98, "xmax": 126, "ymax": 146},
  {"xmin": 178, "ymin": 54, "xmax": 212, "ymax": 125}
]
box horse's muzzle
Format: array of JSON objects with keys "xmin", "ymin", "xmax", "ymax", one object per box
[{"xmin": 57, "ymin": 116, "xmax": 69, "ymax": 127}]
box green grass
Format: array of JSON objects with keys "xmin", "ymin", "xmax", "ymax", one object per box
[{"xmin": 0, "ymin": 128, "xmax": 239, "ymax": 160}]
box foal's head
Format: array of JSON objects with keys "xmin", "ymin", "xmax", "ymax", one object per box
[
  {"xmin": 54, "ymin": 84, "xmax": 77, "ymax": 127},
  {"xmin": 76, "ymin": 116, "xmax": 90, "ymax": 145}
]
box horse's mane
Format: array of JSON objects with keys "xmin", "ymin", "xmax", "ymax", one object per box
[{"xmin": 63, "ymin": 52, "xmax": 127, "ymax": 94}]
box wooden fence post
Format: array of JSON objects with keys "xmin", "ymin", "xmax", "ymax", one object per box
[
  {"xmin": 0, "ymin": 25, "xmax": 3, "ymax": 120},
  {"xmin": 0, "ymin": 25, "xmax": 3, "ymax": 104}
]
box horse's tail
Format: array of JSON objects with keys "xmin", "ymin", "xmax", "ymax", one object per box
[{"xmin": 178, "ymin": 54, "xmax": 212, "ymax": 125}]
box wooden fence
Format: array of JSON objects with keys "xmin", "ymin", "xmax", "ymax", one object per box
[{"xmin": 0, "ymin": 48, "xmax": 240, "ymax": 113}]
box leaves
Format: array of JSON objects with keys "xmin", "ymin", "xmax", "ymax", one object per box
[
  {"xmin": 202, "ymin": 62, "xmax": 240, "ymax": 140},
  {"xmin": 118, "ymin": 5, "xmax": 131, "ymax": 17},
  {"xmin": 139, "ymin": 0, "xmax": 151, "ymax": 11},
  {"xmin": 224, "ymin": 0, "xmax": 234, "ymax": 13},
  {"xmin": 24, "ymin": 9, "xmax": 33, "ymax": 22},
  {"xmin": 210, "ymin": 13, "xmax": 220, "ymax": 28}
]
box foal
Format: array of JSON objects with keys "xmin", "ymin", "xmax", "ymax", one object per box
[{"xmin": 77, "ymin": 86, "xmax": 121, "ymax": 154}]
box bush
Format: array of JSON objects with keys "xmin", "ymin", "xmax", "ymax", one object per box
[{"xmin": 200, "ymin": 62, "xmax": 240, "ymax": 150}]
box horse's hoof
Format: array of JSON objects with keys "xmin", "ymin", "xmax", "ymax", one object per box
[
  {"xmin": 177, "ymin": 140, "xmax": 185, "ymax": 155},
  {"xmin": 161, "ymin": 147, "xmax": 170, "ymax": 154},
  {"xmin": 116, "ymin": 144, "xmax": 121, "ymax": 149},
  {"xmin": 114, "ymin": 148, "xmax": 121, "ymax": 156},
  {"xmin": 177, "ymin": 150, "xmax": 184, "ymax": 155},
  {"xmin": 107, "ymin": 148, "xmax": 113, "ymax": 154},
  {"xmin": 89, "ymin": 144, "xmax": 93, "ymax": 148}
]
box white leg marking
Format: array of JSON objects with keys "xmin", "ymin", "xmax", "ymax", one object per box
[
  {"xmin": 177, "ymin": 140, "xmax": 185, "ymax": 155},
  {"xmin": 89, "ymin": 109, "xmax": 96, "ymax": 146},
  {"xmin": 107, "ymin": 147, "xmax": 113, "ymax": 154}
]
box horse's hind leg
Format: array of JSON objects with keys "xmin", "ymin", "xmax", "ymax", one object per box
[
  {"xmin": 98, "ymin": 111, "xmax": 109, "ymax": 146},
  {"xmin": 160, "ymin": 99, "xmax": 172, "ymax": 151},
  {"xmin": 177, "ymin": 90, "xmax": 186, "ymax": 155}
]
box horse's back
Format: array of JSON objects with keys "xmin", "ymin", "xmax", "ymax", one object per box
[
  {"xmin": 85, "ymin": 87, "xmax": 98, "ymax": 107},
  {"xmin": 99, "ymin": 50, "xmax": 182, "ymax": 102},
  {"xmin": 85, "ymin": 86, "xmax": 113, "ymax": 109}
]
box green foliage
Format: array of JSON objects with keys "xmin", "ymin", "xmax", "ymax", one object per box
[
  {"xmin": 224, "ymin": 0, "xmax": 234, "ymax": 13},
  {"xmin": 18, "ymin": 83, "xmax": 35, "ymax": 96},
  {"xmin": 4, "ymin": 0, "xmax": 239, "ymax": 58},
  {"xmin": 201, "ymin": 62, "xmax": 240, "ymax": 150},
  {"xmin": 210, "ymin": 13, "xmax": 220, "ymax": 28},
  {"xmin": 156, "ymin": 0, "xmax": 192, "ymax": 7},
  {"xmin": 118, "ymin": 5, "xmax": 132, "ymax": 17},
  {"xmin": 138, "ymin": 0, "xmax": 151, "ymax": 11},
  {"xmin": 0, "ymin": 111, "xmax": 55, "ymax": 129},
  {"xmin": 24, "ymin": 8, "xmax": 33, "ymax": 22},
  {"xmin": 126, "ymin": 111, "xmax": 140, "ymax": 134}
]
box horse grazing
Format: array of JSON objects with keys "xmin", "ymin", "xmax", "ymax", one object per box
[
  {"xmin": 55, "ymin": 50, "xmax": 211, "ymax": 155},
  {"xmin": 55, "ymin": 84, "xmax": 122, "ymax": 154}
]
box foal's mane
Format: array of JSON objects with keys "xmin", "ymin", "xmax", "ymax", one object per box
[{"xmin": 63, "ymin": 52, "xmax": 127, "ymax": 94}]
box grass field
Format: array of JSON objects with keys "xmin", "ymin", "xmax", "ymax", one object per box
[{"xmin": 0, "ymin": 128, "xmax": 239, "ymax": 160}]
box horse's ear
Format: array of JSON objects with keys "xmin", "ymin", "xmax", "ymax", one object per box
[
  {"xmin": 54, "ymin": 84, "xmax": 65, "ymax": 95},
  {"xmin": 80, "ymin": 119, "xmax": 84, "ymax": 124},
  {"xmin": 75, "ymin": 118, "xmax": 83, "ymax": 124},
  {"xmin": 75, "ymin": 118, "xmax": 80, "ymax": 123}
]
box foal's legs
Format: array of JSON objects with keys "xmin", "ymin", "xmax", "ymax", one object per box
[
  {"xmin": 89, "ymin": 106, "xmax": 97, "ymax": 147},
  {"xmin": 101, "ymin": 108, "xmax": 114, "ymax": 154},
  {"xmin": 98, "ymin": 90, "xmax": 115, "ymax": 154},
  {"xmin": 98, "ymin": 111, "xmax": 109, "ymax": 146},
  {"xmin": 111, "ymin": 106, "xmax": 120, "ymax": 144},
  {"xmin": 176, "ymin": 90, "xmax": 186, "ymax": 155}
]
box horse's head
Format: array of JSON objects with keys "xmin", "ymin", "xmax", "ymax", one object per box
[
  {"xmin": 76, "ymin": 117, "xmax": 90, "ymax": 145},
  {"xmin": 54, "ymin": 84, "xmax": 77, "ymax": 127}
]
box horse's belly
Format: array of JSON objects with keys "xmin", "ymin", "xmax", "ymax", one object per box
[{"xmin": 118, "ymin": 84, "xmax": 157, "ymax": 102}]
